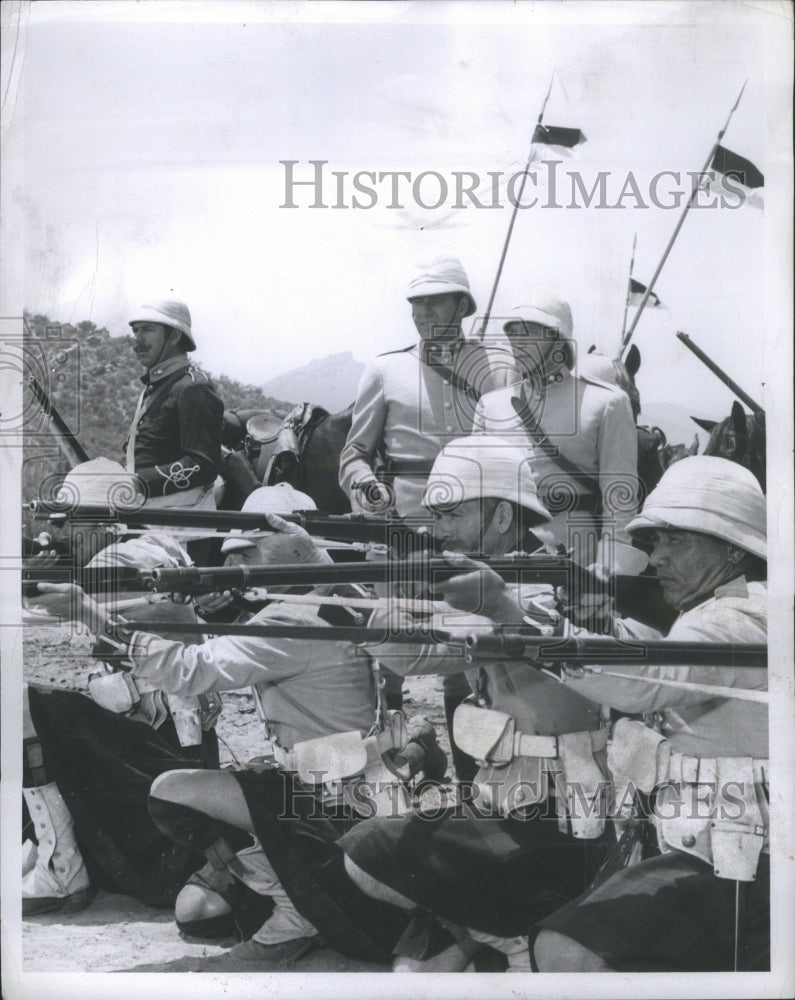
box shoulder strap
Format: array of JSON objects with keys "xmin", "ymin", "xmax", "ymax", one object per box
[{"xmin": 510, "ymin": 393, "xmax": 600, "ymax": 497}]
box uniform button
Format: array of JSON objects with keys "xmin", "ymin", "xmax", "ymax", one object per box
[
  {"xmin": 443, "ymin": 379, "xmax": 450, "ymax": 385},
  {"xmin": 446, "ymin": 426, "xmax": 454, "ymax": 432},
  {"xmin": 681, "ymin": 834, "xmax": 696, "ymax": 848},
  {"xmin": 444, "ymin": 402, "xmax": 452, "ymax": 409}
]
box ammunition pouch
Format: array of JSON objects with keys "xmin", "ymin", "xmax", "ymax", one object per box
[
  {"xmin": 453, "ymin": 701, "xmax": 608, "ymax": 834},
  {"xmin": 655, "ymin": 753, "xmax": 768, "ymax": 882},
  {"xmin": 607, "ymin": 721, "xmax": 769, "ymax": 880},
  {"xmin": 88, "ymin": 670, "xmax": 141, "ymax": 714},
  {"xmin": 87, "ymin": 666, "xmax": 213, "ymax": 747},
  {"xmin": 608, "ymin": 718, "xmax": 671, "ymax": 818},
  {"xmin": 280, "ymin": 716, "xmax": 412, "ymax": 819}
]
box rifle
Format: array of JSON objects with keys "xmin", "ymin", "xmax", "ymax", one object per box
[
  {"xmin": 463, "ymin": 629, "xmax": 767, "ymax": 668},
  {"xmin": 22, "ymin": 560, "xmax": 147, "ymax": 598},
  {"xmin": 102, "ymin": 620, "xmax": 768, "ymax": 674},
  {"xmin": 27, "ymin": 376, "xmax": 91, "ymax": 465},
  {"xmin": 142, "ymin": 554, "xmax": 666, "ymax": 617},
  {"xmin": 676, "ymin": 332, "xmax": 764, "ymax": 414},
  {"xmin": 30, "ymin": 504, "xmax": 438, "ymax": 549}
]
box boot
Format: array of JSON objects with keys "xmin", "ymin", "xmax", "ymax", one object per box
[{"xmin": 22, "ymin": 784, "xmax": 93, "ymax": 916}]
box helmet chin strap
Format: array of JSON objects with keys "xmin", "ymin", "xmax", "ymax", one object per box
[{"xmin": 149, "ymin": 328, "xmax": 182, "ymax": 371}]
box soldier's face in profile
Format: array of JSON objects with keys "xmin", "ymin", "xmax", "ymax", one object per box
[
  {"xmin": 430, "ymin": 498, "xmax": 501, "ymax": 553},
  {"xmin": 648, "ymin": 528, "xmax": 732, "ymax": 610},
  {"xmin": 410, "ymin": 293, "xmax": 466, "ymax": 341},
  {"xmin": 130, "ymin": 321, "xmax": 172, "ymax": 370}
]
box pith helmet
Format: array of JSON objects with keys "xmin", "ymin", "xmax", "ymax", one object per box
[
  {"xmin": 221, "ymin": 483, "xmax": 317, "ymax": 554},
  {"xmin": 55, "ymin": 457, "xmax": 143, "ymax": 511},
  {"xmin": 627, "ymin": 455, "xmax": 766, "ymax": 560},
  {"xmin": 129, "ymin": 298, "xmax": 195, "ymax": 350},
  {"xmin": 422, "ymin": 435, "xmax": 551, "ymax": 526},
  {"xmin": 406, "ymin": 256, "xmax": 477, "ymax": 317},
  {"xmin": 503, "ymin": 289, "xmax": 573, "ymax": 339}
]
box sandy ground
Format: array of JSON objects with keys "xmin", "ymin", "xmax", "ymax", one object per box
[{"xmin": 20, "ymin": 623, "xmax": 453, "ymax": 974}]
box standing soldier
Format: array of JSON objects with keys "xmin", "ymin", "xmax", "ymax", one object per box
[
  {"xmin": 474, "ymin": 289, "xmax": 646, "ymax": 577},
  {"xmin": 338, "ymin": 256, "xmax": 514, "ymax": 725},
  {"xmin": 126, "ymin": 298, "xmax": 224, "ymax": 512},
  {"xmin": 339, "ymin": 256, "xmax": 515, "ymax": 518}
]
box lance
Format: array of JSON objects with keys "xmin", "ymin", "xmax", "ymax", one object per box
[
  {"xmin": 620, "ymin": 80, "xmax": 748, "ymax": 356},
  {"xmin": 477, "ymin": 72, "xmax": 556, "ymax": 340},
  {"xmin": 464, "ymin": 630, "xmax": 767, "ymax": 668},
  {"xmin": 619, "ymin": 232, "xmax": 637, "ymax": 349},
  {"xmin": 27, "ymin": 375, "xmax": 91, "ymax": 466},
  {"xmin": 676, "ymin": 331, "xmax": 764, "ymax": 413},
  {"xmin": 30, "ymin": 503, "xmax": 438, "ymax": 549}
]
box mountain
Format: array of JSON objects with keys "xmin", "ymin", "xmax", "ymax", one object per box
[{"xmin": 261, "ymin": 352, "xmax": 365, "ymax": 413}]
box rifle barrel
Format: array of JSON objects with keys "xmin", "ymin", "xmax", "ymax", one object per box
[
  {"xmin": 146, "ymin": 556, "xmax": 583, "ymax": 593},
  {"xmin": 465, "ymin": 631, "xmax": 767, "ymax": 667},
  {"xmin": 123, "ymin": 620, "xmax": 457, "ymax": 645},
  {"xmin": 30, "ymin": 504, "xmax": 437, "ymax": 546}
]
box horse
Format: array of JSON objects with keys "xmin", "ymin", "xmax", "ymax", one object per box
[
  {"xmin": 218, "ymin": 403, "xmax": 353, "ymax": 513},
  {"xmin": 659, "ymin": 434, "xmax": 700, "ymax": 471},
  {"xmin": 693, "ymin": 401, "xmax": 766, "ymax": 492}
]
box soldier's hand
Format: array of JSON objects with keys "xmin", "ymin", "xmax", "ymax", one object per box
[
  {"xmin": 353, "ymin": 478, "xmax": 394, "ymax": 514},
  {"xmin": 436, "ymin": 552, "xmax": 514, "ymax": 619},
  {"xmin": 32, "ymin": 582, "xmax": 105, "ymax": 633},
  {"xmin": 195, "ymin": 590, "xmax": 235, "ymax": 616},
  {"xmin": 556, "ymin": 584, "xmax": 615, "ymax": 633}
]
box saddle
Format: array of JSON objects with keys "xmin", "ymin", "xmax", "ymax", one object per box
[{"xmin": 265, "ymin": 402, "xmax": 329, "ymax": 488}]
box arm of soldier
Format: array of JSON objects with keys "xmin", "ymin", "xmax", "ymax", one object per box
[
  {"xmin": 594, "ymin": 390, "xmax": 647, "ymax": 577},
  {"xmin": 366, "ymin": 604, "xmax": 492, "ymax": 677},
  {"xmin": 136, "ymin": 384, "xmax": 224, "ymax": 495},
  {"xmin": 338, "ymin": 364, "xmax": 387, "ymax": 502},
  {"xmin": 559, "ymin": 606, "xmax": 765, "ymax": 711}
]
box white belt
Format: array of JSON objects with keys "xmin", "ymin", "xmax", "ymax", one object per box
[
  {"xmin": 514, "ymin": 728, "xmax": 608, "ymax": 760},
  {"xmin": 668, "ymin": 752, "xmax": 768, "ymax": 786}
]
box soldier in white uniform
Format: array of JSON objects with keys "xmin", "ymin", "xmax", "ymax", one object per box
[
  {"xmin": 339, "ymin": 255, "xmax": 515, "ymax": 518},
  {"xmin": 473, "ymin": 290, "xmax": 645, "ymax": 577}
]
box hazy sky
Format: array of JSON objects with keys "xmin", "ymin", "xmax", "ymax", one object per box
[{"xmin": 1, "ymin": 0, "xmax": 792, "ymax": 419}]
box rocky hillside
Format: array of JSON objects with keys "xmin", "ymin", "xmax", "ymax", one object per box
[{"xmin": 21, "ymin": 312, "xmax": 291, "ymax": 523}]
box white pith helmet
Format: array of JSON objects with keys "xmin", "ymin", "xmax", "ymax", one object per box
[
  {"xmin": 627, "ymin": 456, "xmax": 766, "ymax": 560},
  {"xmin": 422, "ymin": 435, "xmax": 551, "ymax": 526},
  {"xmin": 221, "ymin": 483, "xmax": 316, "ymax": 554}
]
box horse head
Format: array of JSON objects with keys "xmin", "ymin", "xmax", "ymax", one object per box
[{"xmin": 701, "ymin": 401, "xmax": 766, "ymax": 492}]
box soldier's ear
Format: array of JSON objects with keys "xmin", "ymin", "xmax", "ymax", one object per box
[
  {"xmin": 454, "ymin": 294, "xmax": 469, "ymax": 322},
  {"xmin": 494, "ymin": 500, "xmax": 515, "ymax": 535}
]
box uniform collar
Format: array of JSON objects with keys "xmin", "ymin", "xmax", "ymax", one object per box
[
  {"xmin": 141, "ymin": 353, "xmax": 190, "ymax": 386},
  {"xmin": 712, "ymin": 575, "xmax": 752, "ymax": 599},
  {"xmin": 419, "ymin": 337, "xmax": 464, "ymax": 367},
  {"xmin": 521, "ymin": 365, "xmax": 571, "ymax": 391}
]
